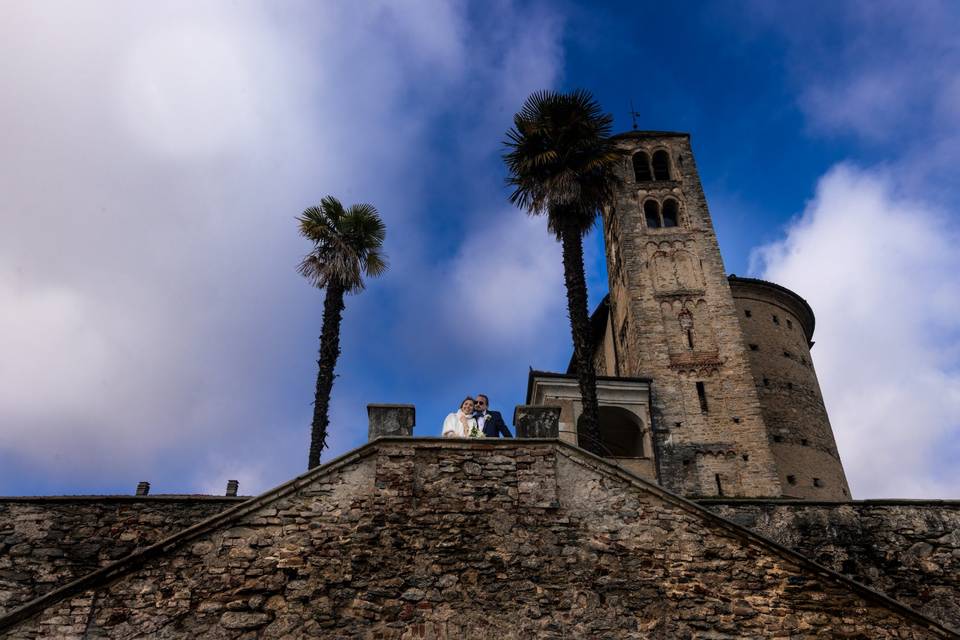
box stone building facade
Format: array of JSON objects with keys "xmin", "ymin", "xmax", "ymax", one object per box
[
  {"xmin": 582, "ymin": 131, "xmax": 850, "ymax": 500},
  {"xmin": 1, "ymin": 439, "xmax": 957, "ymax": 638},
  {"xmin": 728, "ymin": 276, "xmax": 850, "ymax": 499},
  {"xmin": 525, "ymin": 370, "xmax": 655, "ymax": 478}
]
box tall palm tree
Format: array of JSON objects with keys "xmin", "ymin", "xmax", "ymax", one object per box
[
  {"xmin": 503, "ymin": 89, "xmax": 622, "ymax": 453},
  {"xmin": 298, "ymin": 196, "xmax": 387, "ymax": 469}
]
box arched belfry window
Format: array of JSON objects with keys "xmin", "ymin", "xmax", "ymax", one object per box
[
  {"xmin": 662, "ymin": 198, "xmax": 679, "ymax": 227},
  {"xmin": 644, "ymin": 200, "xmax": 661, "ymax": 228},
  {"xmin": 633, "ymin": 151, "xmax": 653, "ymax": 182},
  {"xmin": 652, "ymin": 150, "xmax": 671, "ymax": 180}
]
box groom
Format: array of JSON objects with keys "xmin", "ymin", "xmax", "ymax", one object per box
[{"xmin": 473, "ymin": 394, "xmax": 512, "ymax": 438}]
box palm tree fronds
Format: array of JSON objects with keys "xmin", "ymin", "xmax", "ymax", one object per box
[
  {"xmin": 297, "ymin": 253, "xmax": 330, "ymax": 289},
  {"xmin": 503, "ymin": 89, "xmax": 623, "ymax": 238},
  {"xmin": 297, "ymin": 197, "xmax": 389, "ymax": 293},
  {"xmin": 362, "ymin": 249, "xmax": 389, "ymax": 280}
]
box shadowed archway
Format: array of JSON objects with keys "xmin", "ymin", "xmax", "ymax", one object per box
[{"xmin": 577, "ymin": 406, "xmax": 645, "ymax": 457}]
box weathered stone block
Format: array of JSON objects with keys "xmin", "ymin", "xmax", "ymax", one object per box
[
  {"xmin": 367, "ymin": 404, "xmax": 415, "ymax": 440},
  {"xmin": 513, "ymin": 405, "xmax": 560, "ymax": 438},
  {"xmin": 220, "ymin": 611, "xmax": 271, "ymax": 629}
]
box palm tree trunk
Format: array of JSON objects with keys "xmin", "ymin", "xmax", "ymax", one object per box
[
  {"xmin": 308, "ymin": 281, "xmax": 346, "ymax": 469},
  {"xmin": 559, "ymin": 218, "xmax": 602, "ymax": 455}
]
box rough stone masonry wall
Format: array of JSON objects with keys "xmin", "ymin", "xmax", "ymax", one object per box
[
  {"xmin": 0, "ymin": 498, "xmax": 238, "ymax": 616},
  {"xmin": 729, "ymin": 278, "xmax": 851, "ymax": 500},
  {"xmin": 5, "ymin": 441, "xmax": 953, "ymax": 639},
  {"xmin": 704, "ymin": 500, "xmax": 960, "ymax": 633}
]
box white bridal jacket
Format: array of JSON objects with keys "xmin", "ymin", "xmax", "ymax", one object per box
[{"xmin": 442, "ymin": 411, "xmax": 479, "ymax": 438}]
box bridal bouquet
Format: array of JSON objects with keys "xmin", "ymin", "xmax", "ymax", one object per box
[{"xmin": 468, "ymin": 421, "xmax": 484, "ymax": 438}]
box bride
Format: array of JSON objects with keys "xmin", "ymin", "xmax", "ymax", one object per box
[{"xmin": 442, "ymin": 396, "xmax": 482, "ymax": 438}]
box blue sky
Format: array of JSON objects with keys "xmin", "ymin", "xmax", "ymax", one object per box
[{"xmin": 1, "ymin": 1, "xmax": 958, "ymax": 498}]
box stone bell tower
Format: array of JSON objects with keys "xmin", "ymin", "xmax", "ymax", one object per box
[{"xmin": 597, "ymin": 132, "xmax": 781, "ymax": 498}]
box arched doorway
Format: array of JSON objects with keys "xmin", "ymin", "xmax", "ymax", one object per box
[{"xmin": 577, "ymin": 406, "xmax": 645, "ymax": 457}]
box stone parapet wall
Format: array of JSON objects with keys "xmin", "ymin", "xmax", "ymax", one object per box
[
  {"xmin": 2, "ymin": 440, "xmax": 954, "ymax": 638},
  {"xmin": 702, "ymin": 499, "xmax": 960, "ymax": 633},
  {"xmin": 0, "ymin": 497, "xmax": 239, "ymax": 616}
]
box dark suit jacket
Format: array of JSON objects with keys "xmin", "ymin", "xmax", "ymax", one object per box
[{"xmin": 477, "ymin": 410, "xmax": 512, "ymax": 438}]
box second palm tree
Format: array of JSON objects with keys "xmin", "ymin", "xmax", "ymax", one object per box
[
  {"xmin": 298, "ymin": 196, "xmax": 388, "ymax": 469},
  {"xmin": 503, "ymin": 89, "xmax": 622, "ymax": 453}
]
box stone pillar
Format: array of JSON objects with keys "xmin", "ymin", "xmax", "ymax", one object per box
[
  {"xmin": 513, "ymin": 405, "xmax": 561, "ymax": 438},
  {"xmin": 225, "ymin": 480, "xmax": 239, "ymax": 497},
  {"xmin": 135, "ymin": 481, "xmax": 150, "ymax": 496},
  {"xmin": 368, "ymin": 404, "xmax": 416, "ymax": 440}
]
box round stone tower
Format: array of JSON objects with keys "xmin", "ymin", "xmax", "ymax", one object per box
[{"xmin": 728, "ymin": 276, "xmax": 851, "ymax": 499}]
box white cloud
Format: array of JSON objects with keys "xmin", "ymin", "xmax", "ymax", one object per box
[
  {"xmin": 742, "ymin": 0, "xmax": 960, "ymax": 498},
  {"xmin": 752, "ymin": 164, "xmax": 960, "ymax": 498},
  {"xmin": 0, "ymin": 1, "xmax": 564, "ymax": 493},
  {"xmin": 118, "ymin": 24, "xmax": 284, "ymax": 158},
  {"xmin": 764, "ymin": 1, "xmax": 960, "ymax": 145},
  {"xmin": 800, "ymin": 71, "xmax": 912, "ymax": 141},
  {"xmin": 447, "ymin": 213, "xmax": 565, "ymax": 347}
]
